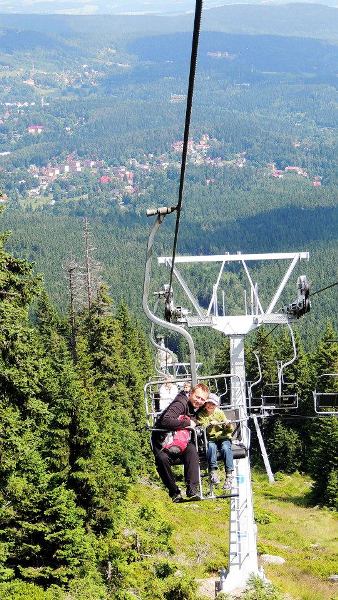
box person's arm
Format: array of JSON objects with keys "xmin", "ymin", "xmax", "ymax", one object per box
[
  {"xmin": 219, "ymin": 413, "xmax": 234, "ymax": 434},
  {"xmin": 197, "ymin": 412, "xmax": 209, "ymax": 428},
  {"xmin": 222, "ymin": 421, "xmax": 234, "ymax": 433},
  {"xmin": 160, "ymin": 398, "xmax": 191, "ymax": 430}
]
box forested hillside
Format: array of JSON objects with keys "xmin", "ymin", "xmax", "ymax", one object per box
[
  {"xmin": 0, "ymin": 223, "xmax": 336, "ymax": 599},
  {"xmin": 0, "ymin": 7, "xmax": 337, "ymax": 348}
]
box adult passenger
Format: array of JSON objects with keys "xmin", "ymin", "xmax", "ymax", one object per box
[{"xmin": 152, "ymin": 383, "xmax": 209, "ymax": 502}]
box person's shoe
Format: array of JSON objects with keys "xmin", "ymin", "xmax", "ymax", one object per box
[
  {"xmin": 186, "ymin": 488, "xmax": 201, "ymax": 501},
  {"xmin": 209, "ymin": 470, "xmax": 220, "ymax": 485},
  {"xmin": 223, "ymin": 474, "xmax": 234, "ymax": 490},
  {"xmin": 172, "ymin": 492, "xmax": 183, "ymax": 503}
]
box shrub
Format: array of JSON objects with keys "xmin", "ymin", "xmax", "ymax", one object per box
[
  {"xmin": 0, "ymin": 581, "xmax": 64, "ymax": 599},
  {"xmin": 164, "ymin": 573, "xmax": 198, "ymax": 600},
  {"xmin": 242, "ymin": 576, "xmax": 285, "ymax": 600}
]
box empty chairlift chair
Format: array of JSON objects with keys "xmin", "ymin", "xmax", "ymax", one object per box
[
  {"xmin": 260, "ymin": 324, "xmax": 299, "ymax": 414},
  {"xmin": 313, "ymin": 373, "xmax": 338, "ymax": 415}
]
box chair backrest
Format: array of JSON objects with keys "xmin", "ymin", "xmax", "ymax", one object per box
[
  {"xmin": 144, "ymin": 373, "xmax": 243, "ymax": 427},
  {"xmin": 222, "ymin": 408, "xmax": 242, "ymax": 441},
  {"xmin": 313, "ymin": 374, "xmax": 338, "ymax": 415}
]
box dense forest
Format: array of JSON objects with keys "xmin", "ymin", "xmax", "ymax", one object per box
[{"xmin": 0, "ymin": 216, "xmax": 336, "ymax": 599}]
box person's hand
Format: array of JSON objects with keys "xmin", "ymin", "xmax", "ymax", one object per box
[
  {"xmin": 225, "ymin": 422, "xmax": 234, "ymax": 431},
  {"xmin": 188, "ymin": 419, "xmax": 196, "ymax": 428}
]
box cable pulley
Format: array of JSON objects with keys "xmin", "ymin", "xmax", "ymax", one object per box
[
  {"xmin": 282, "ymin": 275, "xmax": 311, "ymax": 318},
  {"xmin": 156, "ymin": 284, "xmax": 190, "ymax": 323}
]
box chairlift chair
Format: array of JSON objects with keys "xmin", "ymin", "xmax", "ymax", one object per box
[
  {"xmin": 260, "ymin": 323, "xmax": 299, "ymax": 413},
  {"xmin": 247, "ymin": 351, "xmax": 263, "ymax": 414},
  {"xmin": 313, "ymin": 373, "xmax": 338, "ymax": 415},
  {"xmin": 144, "ymin": 373, "xmax": 248, "ymax": 500}
]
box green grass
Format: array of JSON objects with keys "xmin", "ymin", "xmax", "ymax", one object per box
[
  {"xmin": 253, "ymin": 471, "xmax": 338, "ymax": 600},
  {"xmin": 130, "ymin": 470, "xmax": 338, "ymax": 600}
]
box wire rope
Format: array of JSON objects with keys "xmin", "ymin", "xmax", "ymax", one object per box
[
  {"xmin": 311, "ymin": 280, "xmax": 338, "ymax": 297},
  {"xmin": 251, "ymin": 324, "xmax": 280, "ymax": 352},
  {"xmin": 250, "ymin": 280, "xmax": 338, "ymax": 351},
  {"xmin": 168, "ymin": 0, "xmax": 203, "ymax": 296}
]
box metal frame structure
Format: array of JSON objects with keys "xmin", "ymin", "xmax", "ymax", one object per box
[
  {"xmin": 143, "ymin": 211, "xmax": 310, "ymax": 593},
  {"xmin": 158, "ymin": 252, "xmax": 309, "ymax": 334},
  {"xmin": 157, "ymin": 246, "xmax": 309, "ymax": 592}
]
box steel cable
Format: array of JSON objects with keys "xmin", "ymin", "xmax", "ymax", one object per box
[{"xmin": 168, "ymin": 0, "xmax": 203, "ymax": 296}]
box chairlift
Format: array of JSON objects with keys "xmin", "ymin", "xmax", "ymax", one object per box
[
  {"xmin": 313, "ymin": 373, "xmax": 338, "ymax": 415},
  {"xmin": 260, "ymin": 323, "xmax": 299, "ymax": 412},
  {"xmin": 144, "ymin": 373, "xmax": 248, "ymax": 499}
]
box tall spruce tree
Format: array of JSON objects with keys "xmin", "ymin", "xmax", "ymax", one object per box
[
  {"xmin": 72, "ymin": 287, "xmax": 145, "ymax": 533},
  {"xmin": 116, "ymin": 301, "xmax": 152, "ymax": 447},
  {"xmin": 0, "ymin": 235, "xmax": 94, "ymax": 586},
  {"xmin": 307, "ymin": 323, "xmax": 338, "ymax": 507}
]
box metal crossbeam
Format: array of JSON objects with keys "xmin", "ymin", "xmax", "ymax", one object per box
[{"xmin": 159, "ymin": 252, "xmax": 309, "ymax": 264}]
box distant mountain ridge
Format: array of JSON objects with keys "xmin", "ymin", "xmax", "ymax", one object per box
[
  {"xmin": 0, "ymin": 3, "xmax": 337, "ymax": 41},
  {"xmin": 0, "ymin": 0, "xmax": 337, "ymax": 14}
]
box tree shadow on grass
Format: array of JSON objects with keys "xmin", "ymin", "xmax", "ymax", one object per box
[{"xmin": 261, "ymin": 489, "xmax": 314, "ymax": 508}]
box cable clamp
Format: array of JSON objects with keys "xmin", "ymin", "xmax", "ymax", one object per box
[{"xmin": 146, "ymin": 206, "xmax": 177, "ymax": 217}]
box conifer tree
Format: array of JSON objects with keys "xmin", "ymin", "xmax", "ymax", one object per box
[
  {"xmin": 0, "ymin": 236, "xmax": 94, "ymax": 587},
  {"xmin": 71, "ymin": 287, "xmax": 145, "ymax": 532},
  {"xmin": 116, "ymin": 300, "xmax": 152, "ymax": 442},
  {"xmin": 307, "ymin": 323, "xmax": 338, "ymax": 507}
]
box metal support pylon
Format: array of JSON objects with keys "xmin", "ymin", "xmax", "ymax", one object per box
[
  {"xmin": 146, "ymin": 222, "xmax": 310, "ymax": 593},
  {"xmin": 220, "ymin": 336, "xmax": 259, "ymax": 591}
]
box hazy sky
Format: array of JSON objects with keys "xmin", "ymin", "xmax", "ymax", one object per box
[
  {"xmin": 0, "ymin": 0, "xmax": 336, "ymax": 15},
  {"xmin": 0, "ymin": 0, "xmax": 222, "ymax": 15}
]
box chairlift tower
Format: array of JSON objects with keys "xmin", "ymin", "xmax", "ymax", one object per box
[{"xmin": 156, "ymin": 250, "xmax": 309, "ymax": 593}]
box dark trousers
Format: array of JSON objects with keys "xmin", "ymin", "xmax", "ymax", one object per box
[{"xmin": 152, "ymin": 435, "xmax": 200, "ymax": 497}]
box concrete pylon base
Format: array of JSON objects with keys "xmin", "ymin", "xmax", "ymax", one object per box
[{"xmin": 217, "ymin": 566, "xmax": 265, "ymax": 595}]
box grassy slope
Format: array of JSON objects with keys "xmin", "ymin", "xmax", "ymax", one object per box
[
  {"xmin": 253, "ymin": 472, "xmax": 337, "ymax": 600},
  {"xmin": 129, "ymin": 471, "xmax": 338, "ymax": 600}
]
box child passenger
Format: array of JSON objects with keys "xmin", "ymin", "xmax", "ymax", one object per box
[{"xmin": 197, "ymin": 393, "xmax": 234, "ymax": 489}]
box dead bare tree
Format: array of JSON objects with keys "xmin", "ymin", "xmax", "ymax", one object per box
[
  {"xmin": 83, "ymin": 217, "xmax": 102, "ymax": 311},
  {"xmin": 64, "ymin": 257, "xmax": 83, "ymax": 361},
  {"xmin": 63, "ymin": 219, "xmax": 104, "ymax": 352}
]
